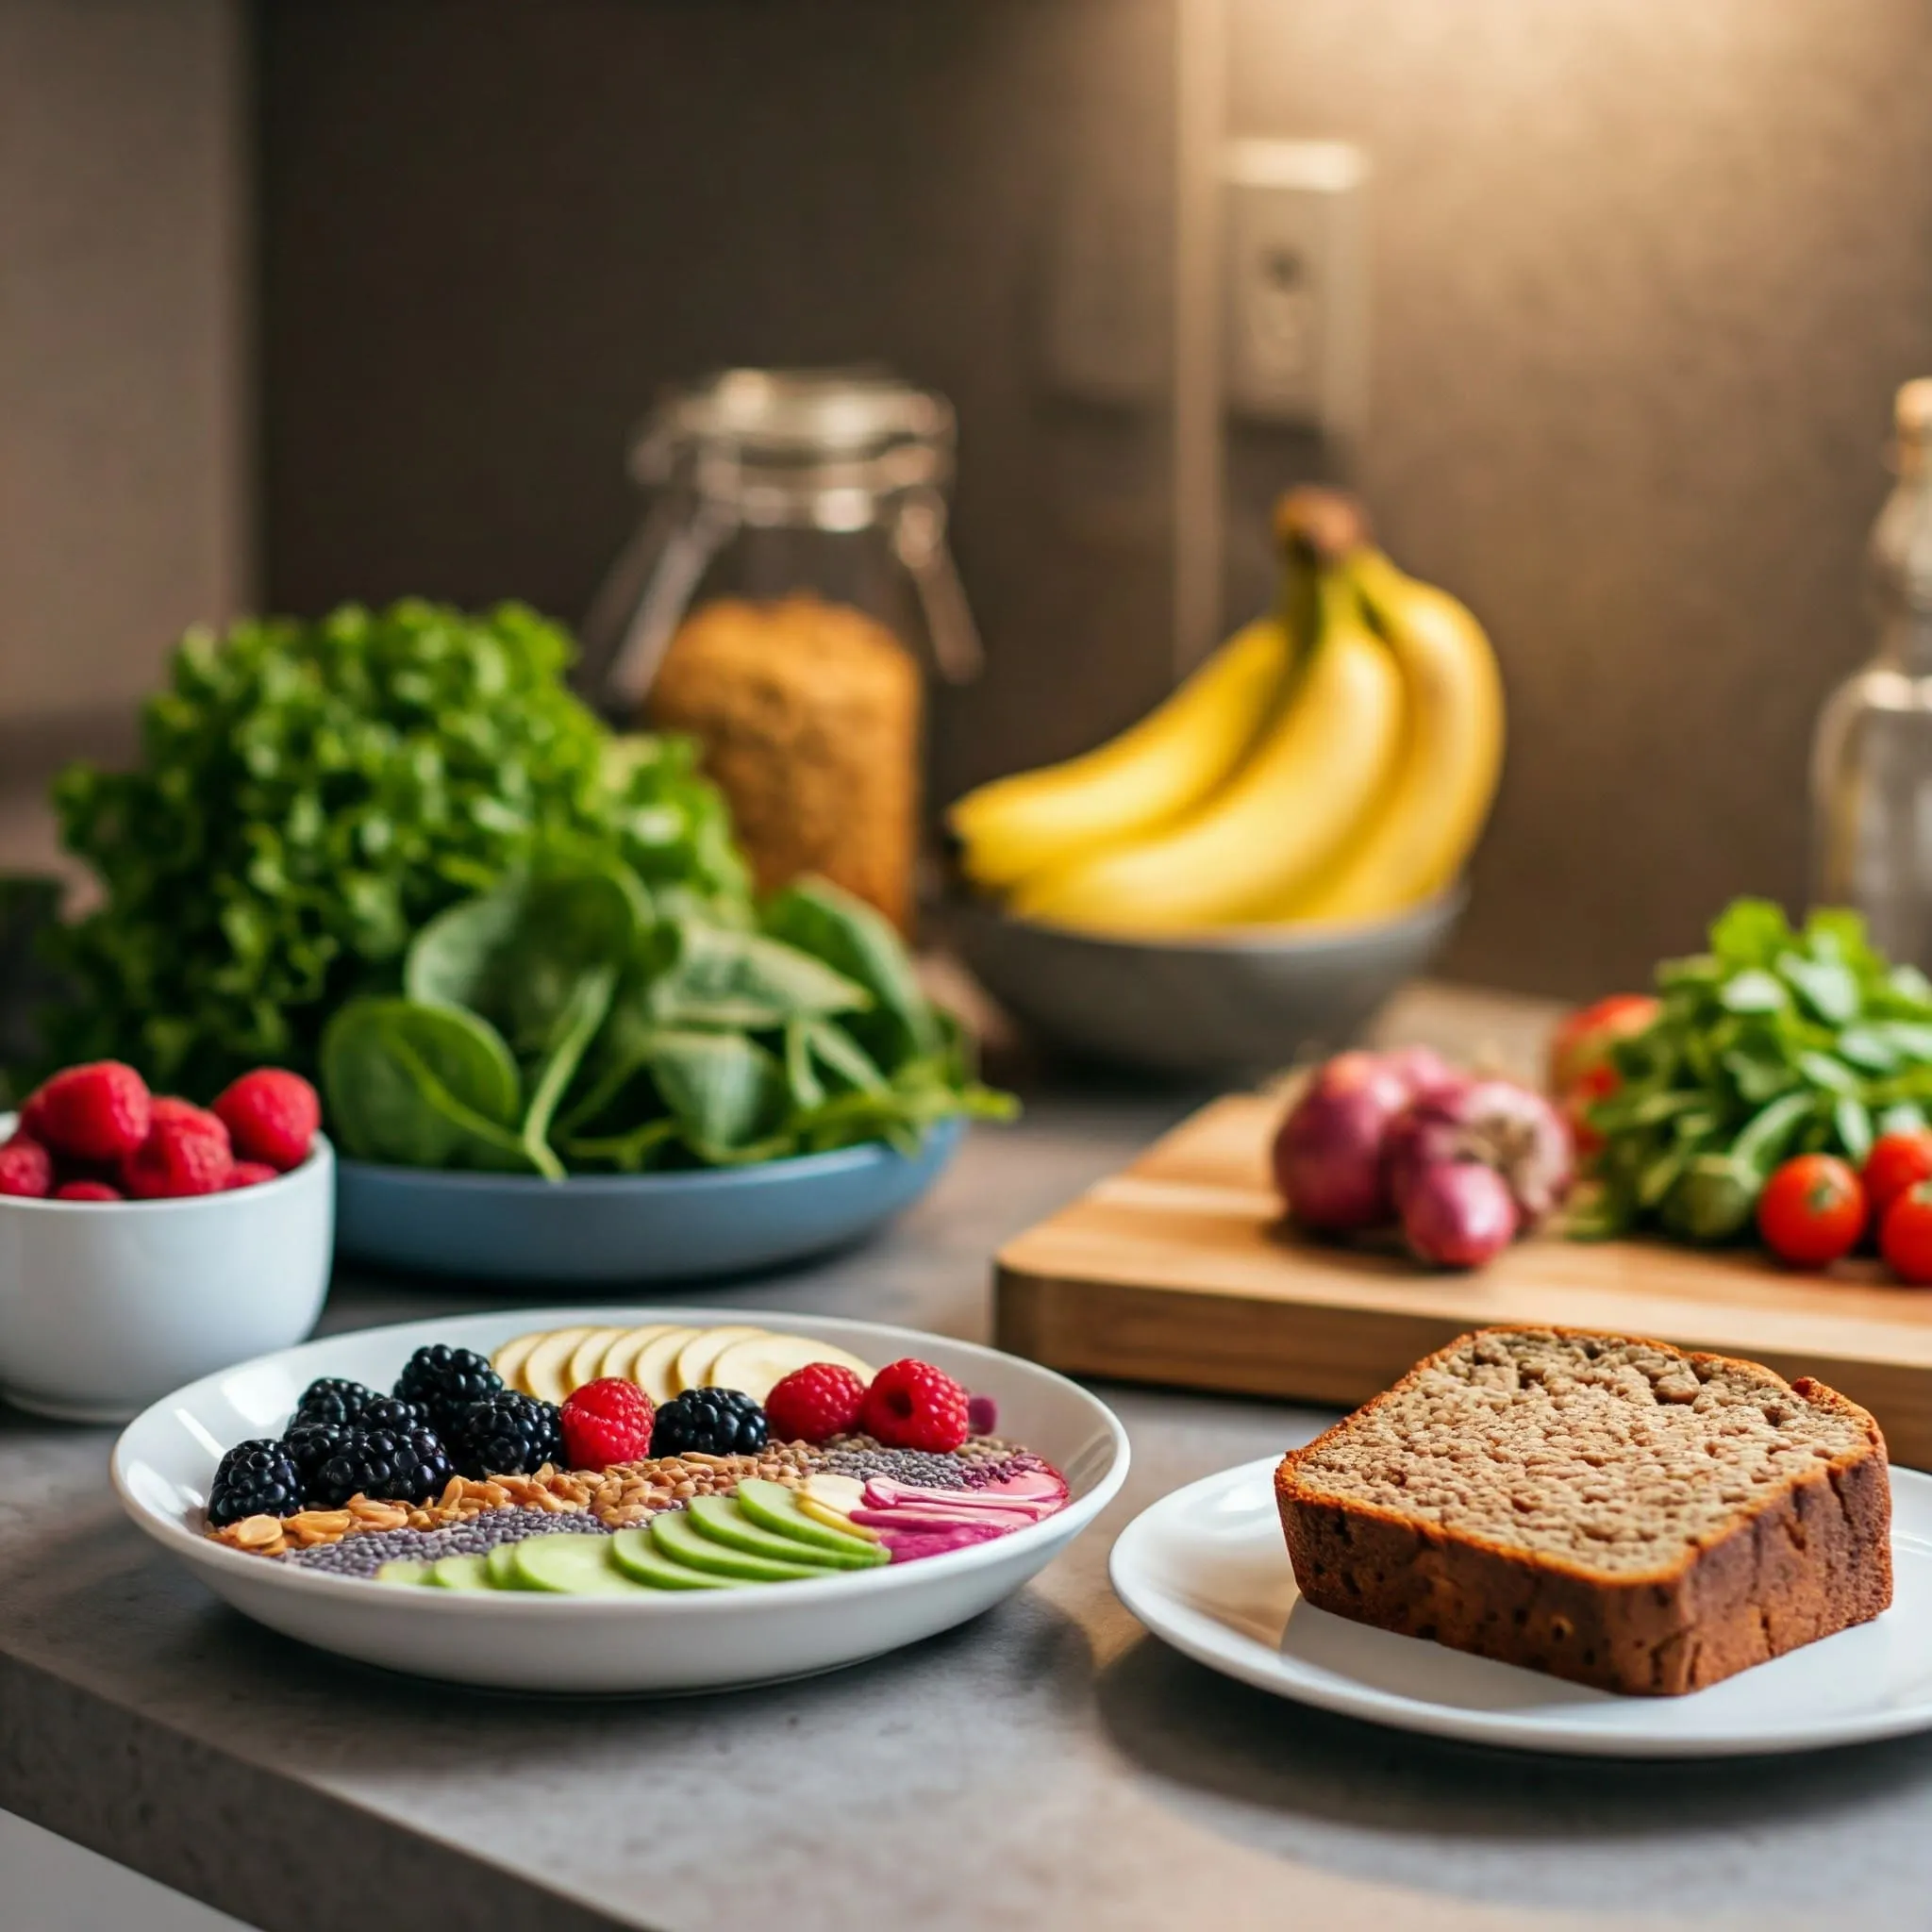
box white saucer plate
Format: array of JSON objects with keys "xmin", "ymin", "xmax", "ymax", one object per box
[
  {"xmin": 1110, "ymin": 1456, "xmax": 1932, "ymax": 1758},
  {"xmin": 113, "ymin": 1307, "xmax": 1127, "ymax": 1694}
]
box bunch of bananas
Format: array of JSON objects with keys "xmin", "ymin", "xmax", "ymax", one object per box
[{"xmin": 948, "ymin": 489, "xmax": 1505, "ymax": 935}]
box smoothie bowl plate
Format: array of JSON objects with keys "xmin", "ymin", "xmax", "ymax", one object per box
[{"xmin": 111, "ymin": 1307, "xmax": 1127, "ymax": 1694}]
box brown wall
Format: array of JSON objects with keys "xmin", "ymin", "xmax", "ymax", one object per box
[
  {"xmin": 1224, "ymin": 0, "xmax": 1932, "ymax": 994},
  {"xmin": 245, "ymin": 1, "xmax": 1932, "ymax": 997},
  {"xmin": 255, "ymin": 0, "xmax": 1179, "ymax": 828}
]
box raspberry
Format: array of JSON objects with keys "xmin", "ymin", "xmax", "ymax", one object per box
[
  {"xmin": 558, "ymin": 1378, "xmax": 655, "ymax": 1470},
  {"xmin": 765, "ymin": 1362, "xmax": 867, "ymax": 1444},
  {"xmin": 225, "ymin": 1161, "xmax": 279, "ymax": 1190},
  {"xmin": 29, "ymin": 1062, "xmax": 152, "ymax": 1162},
  {"xmin": 16, "ymin": 1088, "xmax": 52, "ymax": 1144},
  {"xmin": 123, "ymin": 1099, "xmax": 233, "ymax": 1199},
  {"xmin": 211, "ymin": 1069, "xmax": 320, "ymax": 1173},
  {"xmin": 859, "ymin": 1359, "xmax": 970, "ymax": 1454},
  {"xmin": 55, "ymin": 1180, "xmax": 123, "ymax": 1202},
  {"xmin": 0, "ymin": 1137, "xmax": 54, "ymax": 1198}
]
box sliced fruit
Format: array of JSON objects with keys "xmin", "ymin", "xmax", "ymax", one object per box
[
  {"xmin": 524, "ymin": 1325, "xmax": 597, "ymax": 1406},
  {"xmin": 631, "ymin": 1326, "xmax": 701, "ymax": 1406},
  {"xmin": 738, "ymin": 1477, "xmax": 884, "ymax": 1554},
  {"xmin": 428, "ymin": 1554, "xmax": 491, "ymax": 1591},
  {"xmin": 512, "ymin": 1533, "xmax": 651, "ymax": 1594},
  {"xmin": 486, "ymin": 1543, "xmax": 531, "ymax": 1590},
  {"xmin": 802, "ymin": 1471, "xmax": 867, "ymax": 1514},
  {"xmin": 650, "ymin": 1507, "xmax": 822, "ymax": 1581},
  {"xmin": 708, "ymin": 1332, "xmax": 875, "ymax": 1403},
  {"xmin": 598, "ymin": 1322, "xmax": 675, "ymax": 1385},
  {"xmin": 674, "ymin": 1325, "xmax": 770, "ymax": 1395},
  {"xmin": 490, "ymin": 1329, "xmax": 549, "ymax": 1394},
  {"xmin": 375, "ymin": 1559, "xmax": 431, "ymax": 1586},
  {"xmin": 800, "ymin": 1494, "xmax": 882, "ymax": 1543},
  {"xmin": 568, "ymin": 1325, "xmax": 629, "ymax": 1395},
  {"xmin": 688, "ymin": 1494, "xmax": 885, "ymax": 1571},
  {"xmin": 609, "ymin": 1527, "xmax": 740, "ymax": 1590}
]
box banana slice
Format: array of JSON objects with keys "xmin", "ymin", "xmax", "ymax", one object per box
[
  {"xmin": 567, "ymin": 1326, "xmax": 628, "ymax": 1394},
  {"xmin": 632, "ymin": 1326, "xmax": 701, "ymax": 1406},
  {"xmin": 803, "ymin": 1471, "xmax": 868, "ymax": 1514},
  {"xmin": 490, "ymin": 1329, "xmax": 550, "ymax": 1394},
  {"xmin": 708, "ymin": 1333, "xmax": 875, "ymax": 1403},
  {"xmin": 674, "ymin": 1325, "xmax": 770, "ymax": 1395},
  {"xmin": 800, "ymin": 1494, "xmax": 880, "ymax": 1542},
  {"xmin": 524, "ymin": 1326, "xmax": 595, "ymax": 1406},
  {"xmin": 598, "ymin": 1323, "xmax": 675, "ymax": 1385}
]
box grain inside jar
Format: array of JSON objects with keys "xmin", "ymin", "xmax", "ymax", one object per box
[{"xmin": 646, "ymin": 592, "xmax": 923, "ymax": 931}]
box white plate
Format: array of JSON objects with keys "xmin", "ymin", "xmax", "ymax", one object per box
[
  {"xmin": 112, "ymin": 1307, "xmax": 1128, "ymax": 1694},
  {"xmin": 1110, "ymin": 1456, "xmax": 1932, "ymax": 1758}
]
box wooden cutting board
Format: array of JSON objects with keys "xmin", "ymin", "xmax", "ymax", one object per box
[{"xmin": 994, "ymin": 1094, "xmax": 1932, "ymax": 1469}]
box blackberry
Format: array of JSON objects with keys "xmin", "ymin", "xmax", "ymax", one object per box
[
  {"xmin": 293, "ymin": 1376, "xmax": 379, "ymax": 1428},
  {"xmin": 208, "ymin": 1439, "xmax": 302, "ymax": 1527},
  {"xmin": 394, "ymin": 1344, "xmax": 502, "ymax": 1433},
  {"xmin": 452, "ymin": 1391, "xmax": 562, "ymax": 1477},
  {"xmin": 282, "ymin": 1418, "xmax": 356, "ymax": 1497},
  {"xmin": 651, "ymin": 1388, "xmax": 768, "ymax": 1457},
  {"xmin": 311, "ymin": 1427, "xmax": 455, "ymax": 1508},
  {"xmin": 358, "ymin": 1395, "xmax": 431, "ymax": 1435}
]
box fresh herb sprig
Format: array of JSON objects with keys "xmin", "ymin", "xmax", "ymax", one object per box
[{"xmin": 1579, "ymin": 898, "xmax": 1932, "ymax": 1241}]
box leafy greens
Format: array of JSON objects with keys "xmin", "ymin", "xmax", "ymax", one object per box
[
  {"xmin": 40, "ymin": 601, "xmax": 746, "ymax": 1095},
  {"xmin": 321, "ymin": 867, "xmax": 1014, "ymax": 1176},
  {"xmin": 1579, "ymin": 898, "xmax": 1932, "ymax": 1241}
]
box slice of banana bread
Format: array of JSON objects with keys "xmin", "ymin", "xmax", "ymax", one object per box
[{"xmin": 1274, "ymin": 1327, "xmax": 1891, "ymax": 1695}]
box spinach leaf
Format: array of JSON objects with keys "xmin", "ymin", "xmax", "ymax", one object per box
[
  {"xmin": 320, "ymin": 997, "xmax": 529, "ymax": 1171},
  {"xmin": 645, "ymin": 1028, "xmax": 791, "ymax": 1158},
  {"xmin": 648, "ymin": 919, "xmax": 870, "ymax": 1031},
  {"xmin": 761, "ymin": 876, "xmax": 941, "ymax": 1067},
  {"xmin": 518, "ymin": 966, "xmax": 618, "ymax": 1179}
]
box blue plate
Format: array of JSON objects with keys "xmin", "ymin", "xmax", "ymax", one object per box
[{"xmin": 333, "ymin": 1120, "xmax": 962, "ymax": 1286}]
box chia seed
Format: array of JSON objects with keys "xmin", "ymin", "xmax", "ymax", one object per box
[
  {"xmin": 822, "ymin": 1441, "xmax": 1048, "ymax": 1491},
  {"xmin": 281, "ymin": 1507, "xmax": 609, "ymax": 1579}
]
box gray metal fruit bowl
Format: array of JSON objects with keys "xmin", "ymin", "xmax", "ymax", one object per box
[{"xmin": 952, "ymin": 889, "xmax": 1464, "ymax": 1079}]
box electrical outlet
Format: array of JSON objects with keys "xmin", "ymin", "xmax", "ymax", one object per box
[{"xmin": 1221, "ymin": 139, "xmax": 1368, "ymax": 439}]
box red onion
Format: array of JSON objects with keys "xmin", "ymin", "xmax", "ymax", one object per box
[
  {"xmin": 1272, "ymin": 1052, "xmax": 1411, "ymax": 1232},
  {"xmin": 1402, "ymin": 1160, "xmax": 1520, "ymax": 1268},
  {"xmin": 1385, "ymin": 1077, "xmax": 1574, "ymax": 1227}
]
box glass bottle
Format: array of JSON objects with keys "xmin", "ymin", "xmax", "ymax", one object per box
[
  {"xmin": 1811, "ymin": 379, "xmax": 1932, "ymax": 965},
  {"xmin": 579, "ymin": 368, "xmax": 982, "ymax": 933}
]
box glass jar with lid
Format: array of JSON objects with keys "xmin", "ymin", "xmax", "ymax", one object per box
[
  {"xmin": 580, "ymin": 367, "xmax": 982, "ymax": 933},
  {"xmin": 1812, "ymin": 379, "xmax": 1932, "ymax": 966}
]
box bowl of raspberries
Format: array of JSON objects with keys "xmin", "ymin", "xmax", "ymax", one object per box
[{"xmin": 0, "ymin": 1060, "xmax": 334, "ymax": 1422}]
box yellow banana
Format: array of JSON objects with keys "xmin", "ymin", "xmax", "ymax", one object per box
[
  {"xmin": 1272, "ymin": 548, "xmax": 1504, "ymax": 924},
  {"xmin": 1010, "ymin": 570, "xmax": 1406, "ymax": 933},
  {"xmin": 947, "ymin": 615, "xmax": 1294, "ymax": 891}
]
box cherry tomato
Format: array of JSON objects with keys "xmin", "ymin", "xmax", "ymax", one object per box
[
  {"xmin": 1881, "ymin": 1180, "xmax": 1932, "ymax": 1285},
  {"xmin": 1863, "ymin": 1130, "xmax": 1932, "ymax": 1224},
  {"xmin": 1756, "ymin": 1154, "xmax": 1866, "ymax": 1269}
]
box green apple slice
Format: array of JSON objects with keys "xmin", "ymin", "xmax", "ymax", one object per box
[
  {"xmin": 650, "ymin": 1507, "xmax": 821, "ymax": 1581},
  {"xmin": 486, "ymin": 1543, "xmax": 533, "ymax": 1590},
  {"xmin": 609, "ymin": 1528, "xmax": 741, "ymax": 1590},
  {"xmin": 688, "ymin": 1494, "xmax": 885, "ymax": 1571},
  {"xmin": 736, "ymin": 1478, "xmax": 886, "ymax": 1557},
  {"xmin": 427, "ymin": 1554, "xmax": 491, "ymax": 1591},
  {"xmin": 512, "ymin": 1533, "xmax": 652, "ymax": 1594},
  {"xmin": 375, "ymin": 1559, "xmax": 431, "ymax": 1587}
]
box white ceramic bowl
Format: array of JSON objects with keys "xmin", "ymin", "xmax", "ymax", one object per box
[
  {"xmin": 111, "ymin": 1307, "xmax": 1130, "ymax": 1693},
  {"xmin": 0, "ymin": 1112, "xmax": 335, "ymax": 1423}
]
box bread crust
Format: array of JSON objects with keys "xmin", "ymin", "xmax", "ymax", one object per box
[{"xmin": 1274, "ymin": 1326, "xmax": 1893, "ymax": 1695}]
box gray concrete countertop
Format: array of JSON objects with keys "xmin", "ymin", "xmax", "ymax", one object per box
[{"xmin": 5, "ymin": 998, "xmax": 1932, "ymax": 1932}]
